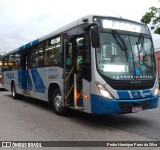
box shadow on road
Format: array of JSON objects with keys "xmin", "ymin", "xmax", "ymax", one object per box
[
  {"xmin": 67, "ymin": 109, "xmax": 148, "ymax": 128},
  {"xmin": 5, "ymin": 92, "xmax": 149, "ymax": 128}
]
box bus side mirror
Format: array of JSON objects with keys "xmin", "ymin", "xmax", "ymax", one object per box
[{"xmin": 91, "ymin": 26, "xmax": 100, "ymax": 48}]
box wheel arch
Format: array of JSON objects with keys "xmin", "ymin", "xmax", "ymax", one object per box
[
  {"xmin": 11, "ymin": 80, "xmax": 15, "ymax": 90},
  {"xmin": 48, "ymin": 82, "xmax": 61, "ymax": 102}
]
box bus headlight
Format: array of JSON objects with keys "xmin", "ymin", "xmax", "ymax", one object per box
[
  {"xmin": 154, "ymin": 83, "xmax": 159, "ymax": 96},
  {"xmin": 96, "ymin": 82, "xmax": 113, "ymax": 99}
]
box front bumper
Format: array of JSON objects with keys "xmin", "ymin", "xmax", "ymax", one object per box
[{"xmin": 90, "ymin": 94, "xmax": 158, "ymax": 114}]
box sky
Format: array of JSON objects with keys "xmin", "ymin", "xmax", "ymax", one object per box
[{"xmin": 0, "ymin": 0, "xmax": 160, "ymax": 54}]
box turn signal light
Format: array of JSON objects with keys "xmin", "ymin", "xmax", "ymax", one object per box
[{"xmin": 84, "ymin": 95, "xmax": 89, "ymax": 99}]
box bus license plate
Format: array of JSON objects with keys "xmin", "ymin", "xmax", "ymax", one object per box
[{"xmin": 132, "ymin": 106, "xmax": 142, "ymax": 113}]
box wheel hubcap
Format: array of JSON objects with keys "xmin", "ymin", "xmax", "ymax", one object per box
[
  {"xmin": 54, "ymin": 95, "xmax": 62, "ymax": 111},
  {"xmin": 12, "ymin": 87, "xmax": 15, "ymax": 97}
]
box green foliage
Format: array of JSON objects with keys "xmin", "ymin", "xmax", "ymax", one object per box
[{"xmin": 141, "ymin": 6, "xmax": 160, "ymax": 35}]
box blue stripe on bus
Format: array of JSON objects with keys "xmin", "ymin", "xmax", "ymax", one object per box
[
  {"xmin": 142, "ymin": 89, "xmax": 153, "ymax": 98},
  {"xmin": 18, "ymin": 70, "xmax": 33, "ymax": 90},
  {"xmin": 117, "ymin": 90, "xmax": 131, "ymax": 99},
  {"xmin": 91, "ymin": 94, "xmax": 117, "ymax": 114},
  {"xmin": 25, "ymin": 43, "xmax": 31, "ymax": 49},
  {"xmin": 18, "ymin": 39, "xmax": 39, "ymax": 51},
  {"xmin": 117, "ymin": 90, "xmax": 152, "ymax": 99},
  {"xmin": 30, "ymin": 68, "xmax": 45, "ymax": 93},
  {"xmin": 18, "ymin": 70, "xmax": 25, "ymax": 89},
  {"xmin": 32, "ymin": 39, "xmax": 39, "ymax": 46},
  {"xmin": 19, "ymin": 46, "xmax": 24, "ymax": 51},
  {"xmin": 26, "ymin": 71, "xmax": 33, "ymax": 91}
]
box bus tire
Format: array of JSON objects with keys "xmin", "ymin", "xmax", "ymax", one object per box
[
  {"xmin": 11, "ymin": 83, "xmax": 18, "ymax": 99},
  {"xmin": 51, "ymin": 88, "xmax": 66, "ymax": 115}
]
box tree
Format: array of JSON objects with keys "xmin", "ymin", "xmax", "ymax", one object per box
[{"xmin": 141, "ymin": 6, "xmax": 160, "ymax": 34}]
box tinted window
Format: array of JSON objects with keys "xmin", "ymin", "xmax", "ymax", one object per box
[
  {"xmin": 44, "ymin": 36, "xmax": 63, "ymax": 66},
  {"xmin": 31, "ymin": 43, "xmax": 44, "ymax": 67}
]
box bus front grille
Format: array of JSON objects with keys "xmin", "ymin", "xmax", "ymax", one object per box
[{"xmin": 118, "ymin": 100, "xmax": 152, "ymax": 112}]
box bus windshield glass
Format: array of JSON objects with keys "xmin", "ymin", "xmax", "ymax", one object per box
[{"xmin": 96, "ymin": 32, "xmax": 155, "ymax": 80}]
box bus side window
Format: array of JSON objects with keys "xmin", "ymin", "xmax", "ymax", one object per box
[
  {"xmin": 31, "ymin": 43, "xmax": 44, "ymax": 68},
  {"xmin": 2, "ymin": 56, "xmax": 9, "ymax": 71},
  {"xmin": 13, "ymin": 52, "xmax": 21, "ymax": 70},
  {"xmin": 44, "ymin": 36, "xmax": 63, "ymax": 66},
  {"xmin": 38, "ymin": 43, "xmax": 44, "ymax": 67},
  {"xmin": 76, "ymin": 37, "xmax": 85, "ymax": 71},
  {"xmin": 8, "ymin": 55, "xmax": 13, "ymax": 71},
  {"xmin": 31, "ymin": 48, "xmax": 38, "ymax": 68}
]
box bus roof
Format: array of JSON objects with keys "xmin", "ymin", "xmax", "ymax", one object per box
[{"xmin": 4, "ymin": 15, "xmax": 147, "ymax": 56}]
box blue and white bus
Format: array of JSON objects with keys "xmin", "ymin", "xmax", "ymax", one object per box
[{"xmin": 2, "ymin": 15, "xmax": 159, "ymax": 115}]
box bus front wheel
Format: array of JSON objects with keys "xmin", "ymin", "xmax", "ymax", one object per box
[{"xmin": 51, "ymin": 88, "xmax": 66, "ymax": 115}]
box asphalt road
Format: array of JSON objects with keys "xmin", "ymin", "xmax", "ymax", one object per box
[{"xmin": 0, "ymin": 91, "xmax": 159, "ymax": 150}]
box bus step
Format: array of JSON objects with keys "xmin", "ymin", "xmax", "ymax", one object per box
[
  {"xmin": 69, "ymin": 106, "xmax": 83, "ymax": 110},
  {"xmin": 23, "ymin": 93, "xmax": 29, "ymax": 97},
  {"xmin": 77, "ymin": 98, "xmax": 83, "ymax": 107}
]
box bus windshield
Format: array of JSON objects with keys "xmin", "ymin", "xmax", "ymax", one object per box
[{"xmin": 96, "ymin": 32, "xmax": 155, "ymax": 80}]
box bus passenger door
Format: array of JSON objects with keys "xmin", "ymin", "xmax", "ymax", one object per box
[
  {"xmin": 64, "ymin": 34, "xmax": 90, "ymax": 109},
  {"xmin": 75, "ymin": 34, "xmax": 91, "ymax": 111},
  {"xmin": 64, "ymin": 37, "xmax": 75, "ymax": 107},
  {"xmin": 22, "ymin": 51, "xmax": 31, "ymax": 95},
  {"xmin": 74, "ymin": 37, "xmax": 85, "ymax": 108},
  {"xmin": 64, "ymin": 37, "xmax": 83, "ymax": 109}
]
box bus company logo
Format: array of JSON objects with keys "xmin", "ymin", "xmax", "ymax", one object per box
[
  {"xmin": 143, "ymin": 91, "xmax": 152, "ymax": 97},
  {"xmin": 134, "ymin": 92, "xmax": 138, "ymax": 97}
]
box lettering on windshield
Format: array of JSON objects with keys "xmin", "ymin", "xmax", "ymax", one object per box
[
  {"xmin": 102, "ymin": 20, "xmax": 141, "ymax": 33},
  {"xmin": 112, "ymin": 75, "xmax": 153, "ymax": 80}
]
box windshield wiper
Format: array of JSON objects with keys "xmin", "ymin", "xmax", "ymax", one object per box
[
  {"xmin": 138, "ymin": 34, "xmax": 144, "ymax": 50},
  {"xmin": 112, "ymin": 30, "xmax": 128, "ymax": 61},
  {"xmin": 136, "ymin": 34, "xmax": 144, "ymax": 62}
]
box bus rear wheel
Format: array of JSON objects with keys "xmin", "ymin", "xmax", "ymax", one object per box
[
  {"xmin": 51, "ymin": 88, "xmax": 66, "ymax": 115},
  {"xmin": 11, "ymin": 83, "xmax": 18, "ymax": 99}
]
